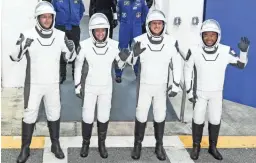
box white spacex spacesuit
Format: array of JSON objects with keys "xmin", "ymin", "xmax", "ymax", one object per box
[
  {"xmin": 185, "ymin": 19, "xmax": 250, "ymax": 161},
  {"xmin": 132, "ymin": 12, "xmax": 182, "ymax": 124},
  {"xmin": 130, "ymin": 10, "xmax": 182, "ymax": 161},
  {"xmin": 74, "ymin": 13, "xmax": 129, "ymax": 159},
  {"xmin": 10, "ymin": 1, "xmax": 76, "ymax": 163},
  {"xmin": 10, "ymin": 4, "xmax": 76, "ymax": 124}
]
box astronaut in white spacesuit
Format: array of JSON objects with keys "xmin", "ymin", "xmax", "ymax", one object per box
[
  {"xmin": 184, "ymin": 19, "xmax": 250, "ymax": 161},
  {"xmin": 129, "ymin": 10, "xmax": 182, "ymax": 161},
  {"xmin": 74, "ymin": 13, "xmax": 130, "ymax": 159},
  {"xmin": 10, "ymin": 1, "xmax": 76, "ymax": 163}
]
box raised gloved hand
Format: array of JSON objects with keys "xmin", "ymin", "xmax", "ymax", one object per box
[
  {"xmin": 23, "ymin": 38, "xmax": 34, "ymax": 50},
  {"xmin": 64, "ymin": 36, "xmax": 75, "ymax": 52},
  {"xmin": 118, "ymin": 48, "xmax": 131, "ymax": 61},
  {"xmin": 238, "ymin": 37, "xmax": 250, "ymax": 52},
  {"xmin": 75, "ymin": 84, "xmax": 82, "ymax": 99},
  {"xmin": 167, "ymin": 85, "xmax": 178, "ymax": 97},
  {"xmin": 187, "ymin": 90, "xmax": 197, "ymax": 103},
  {"xmin": 112, "ymin": 19, "xmax": 118, "ymax": 28},
  {"xmin": 133, "ymin": 41, "xmax": 146, "ymax": 57}
]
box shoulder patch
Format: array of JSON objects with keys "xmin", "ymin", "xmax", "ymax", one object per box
[{"xmin": 229, "ymin": 47, "xmax": 237, "ymax": 56}]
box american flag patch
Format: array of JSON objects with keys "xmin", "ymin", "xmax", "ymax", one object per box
[{"xmin": 229, "ymin": 48, "xmax": 236, "ymax": 56}]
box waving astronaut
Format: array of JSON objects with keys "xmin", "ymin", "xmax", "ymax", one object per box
[
  {"xmin": 74, "ymin": 13, "xmax": 130, "ymax": 159},
  {"xmin": 184, "ymin": 19, "xmax": 250, "ymax": 161},
  {"xmin": 129, "ymin": 9, "xmax": 182, "ymax": 161},
  {"xmin": 9, "ymin": 1, "xmax": 76, "ymax": 163}
]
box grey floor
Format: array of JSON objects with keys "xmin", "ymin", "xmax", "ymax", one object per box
[
  {"xmin": 186, "ymin": 148, "xmax": 256, "ymax": 163},
  {"xmin": 1, "ymin": 149, "xmax": 44, "ymax": 163},
  {"xmin": 68, "ymin": 147, "xmax": 171, "ymax": 163},
  {"xmin": 2, "ymin": 148, "xmax": 256, "ymax": 163},
  {"xmin": 37, "ymin": 16, "xmax": 178, "ymax": 122}
]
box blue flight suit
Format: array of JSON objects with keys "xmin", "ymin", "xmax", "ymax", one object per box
[
  {"xmin": 52, "ymin": 0, "xmax": 85, "ymax": 30},
  {"xmin": 115, "ymin": 0, "xmax": 148, "ymax": 78}
]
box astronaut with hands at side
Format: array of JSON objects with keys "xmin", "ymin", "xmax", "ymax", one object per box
[{"xmin": 74, "ymin": 13, "xmax": 130, "ymax": 159}]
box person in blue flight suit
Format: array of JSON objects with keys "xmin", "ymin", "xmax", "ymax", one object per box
[
  {"xmin": 114, "ymin": 0, "xmax": 149, "ymax": 83},
  {"xmin": 142, "ymin": 0, "xmax": 153, "ymax": 33},
  {"xmin": 51, "ymin": 0, "xmax": 85, "ymax": 84}
]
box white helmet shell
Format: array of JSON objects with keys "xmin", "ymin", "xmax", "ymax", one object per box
[
  {"xmin": 146, "ymin": 9, "xmax": 167, "ymax": 44},
  {"xmin": 34, "ymin": 1, "xmax": 56, "ymax": 32},
  {"xmin": 200, "ymin": 19, "xmax": 221, "ymax": 51},
  {"xmin": 89, "ymin": 13, "xmax": 110, "ymax": 48}
]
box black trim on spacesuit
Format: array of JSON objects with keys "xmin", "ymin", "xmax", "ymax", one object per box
[
  {"xmin": 186, "ymin": 81, "xmax": 193, "ymax": 94},
  {"xmin": 192, "ymin": 65, "xmax": 197, "ymax": 97},
  {"xmin": 136, "ymin": 58, "xmax": 142, "ymax": 108},
  {"xmin": 230, "ymin": 61, "xmax": 245, "ymax": 69},
  {"xmin": 35, "ymin": 26, "xmax": 52, "ymax": 38},
  {"xmin": 203, "ymin": 46, "xmax": 218, "ymax": 54},
  {"xmin": 173, "ymin": 81, "xmax": 180, "ymax": 87},
  {"xmin": 24, "ymin": 51, "xmax": 31, "ymax": 109},
  {"xmin": 147, "ymin": 34, "xmax": 164, "ymax": 45},
  {"xmin": 185, "ymin": 51, "xmax": 192, "ymax": 61},
  {"xmin": 16, "ymin": 33, "xmax": 25, "ymax": 45},
  {"xmin": 168, "ymin": 58, "xmax": 180, "ymax": 88},
  {"xmin": 201, "ymin": 53, "xmax": 220, "ymax": 61},
  {"xmin": 92, "ymin": 47, "xmax": 109, "ymax": 55},
  {"xmin": 167, "ymin": 62, "xmax": 172, "ymax": 90},
  {"xmin": 228, "ymin": 48, "xmax": 246, "ymax": 69},
  {"xmin": 81, "ymin": 58, "xmax": 89, "ymax": 106},
  {"xmin": 147, "ymin": 44, "xmax": 165, "ymax": 52},
  {"xmin": 37, "ymin": 38, "xmax": 55, "ymax": 46},
  {"xmin": 61, "ymin": 52, "xmax": 68, "ymax": 62},
  {"xmin": 17, "ymin": 45, "xmax": 23, "ymax": 61}
]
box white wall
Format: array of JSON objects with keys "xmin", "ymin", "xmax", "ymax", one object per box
[
  {"xmin": 83, "ymin": 0, "xmax": 90, "ymax": 16},
  {"xmin": 162, "ymin": 0, "xmax": 204, "ymax": 121}
]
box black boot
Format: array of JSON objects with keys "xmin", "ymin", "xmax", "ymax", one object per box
[
  {"xmin": 97, "ymin": 120, "xmax": 109, "ymax": 158},
  {"xmin": 208, "ymin": 122, "xmax": 223, "ymax": 160},
  {"xmin": 131, "ymin": 119, "xmax": 146, "ymax": 160},
  {"xmin": 17, "ymin": 121, "xmax": 35, "ymax": 163},
  {"xmin": 154, "ymin": 121, "xmax": 166, "ymax": 161},
  {"xmin": 60, "ymin": 76, "xmax": 66, "ymax": 84},
  {"xmin": 80, "ymin": 121, "xmax": 93, "ymax": 157},
  {"xmin": 190, "ymin": 119, "xmax": 204, "ymax": 160},
  {"xmin": 115, "ymin": 77, "xmax": 122, "ymax": 83},
  {"xmin": 47, "ymin": 118, "xmax": 65, "ymax": 159}
]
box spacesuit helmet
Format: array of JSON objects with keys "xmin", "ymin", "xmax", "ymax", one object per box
[
  {"xmin": 89, "ymin": 13, "xmax": 110, "ymax": 48},
  {"xmin": 200, "ymin": 19, "xmax": 221, "ymax": 53},
  {"xmin": 34, "ymin": 1, "xmax": 56, "ymax": 34},
  {"xmin": 146, "ymin": 9, "xmax": 167, "ymax": 44}
]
